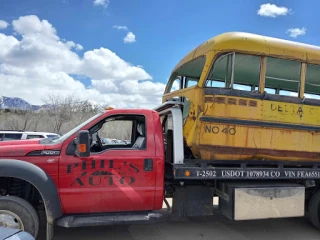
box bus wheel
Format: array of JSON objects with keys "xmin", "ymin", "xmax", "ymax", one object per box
[{"xmin": 308, "ymin": 190, "xmax": 320, "ymax": 229}]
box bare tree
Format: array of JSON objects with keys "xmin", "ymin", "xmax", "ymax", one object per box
[
  {"xmin": 70, "ymin": 101, "xmax": 100, "ymax": 127},
  {"xmin": 0, "ymin": 109, "xmax": 33, "ymax": 131},
  {"xmin": 41, "ymin": 94, "xmax": 75, "ymax": 134},
  {"xmin": 41, "ymin": 94, "xmax": 106, "ymax": 134},
  {"xmin": 19, "ymin": 108, "xmax": 34, "ymax": 130},
  {"xmin": 31, "ymin": 111, "xmax": 44, "ymax": 131},
  {"xmin": 5, "ymin": 116, "xmax": 21, "ymax": 130}
]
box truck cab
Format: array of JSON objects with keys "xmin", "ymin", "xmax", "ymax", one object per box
[{"xmin": 0, "ymin": 108, "xmax": 165, "ymax": 239}]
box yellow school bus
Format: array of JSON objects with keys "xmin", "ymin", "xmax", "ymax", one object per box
[{"xmin": 163, "ymin": 32, "xmax": 320, "ymax": 162}]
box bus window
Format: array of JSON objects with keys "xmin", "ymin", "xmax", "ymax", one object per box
[
  {"xmin": 207, "ymin": 80, "xmax": 225, "ymax": 88},
  {"xmin": 265, "ymin": 57, "xmax": 301, "ymax": 95},
  {"xmin": 255, "ymin": 86, "xmax": 276, "ymax": 94},
  {"xmin": 279, "ymin": 90, "xmax": 298, "ymax": 97},
  {"xmin": 233, "ymin": 54, "xmax": 261, "ymax": 90},
  {"xmin": 185, "ymin": 77, "xmax": 198, "ymax": 88},
  {"xmin": 206, "ymin": 53, "xmax": 233, "ymax": 88},
  {"xmin": 305, "ymin": 64, "xmax": 320, "ymax": 98},
  {"xmin": 206, "ymin": 53, "xmax": 261, "ymax": 91},
  {"xmin": 305, "ymin": 93, "xmax": 320, "ymax": 99},
  {"xmin": 234, "ymin": 83, "xmax": 251, "ymax": 91},
  {"xmin": 170, "ymin": 78, "xmax": 180, "ymax": 92},
  {"xmin": 166, "ymin": 76, "xmax": 181, "ymax": 93}
]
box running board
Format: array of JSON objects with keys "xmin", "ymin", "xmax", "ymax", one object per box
[{"xmin": 56, "ymin": 212, "xmax": 163, "ymax": 228}]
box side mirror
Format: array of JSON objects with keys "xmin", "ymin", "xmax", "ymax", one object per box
[{"xmin": 75, "ymin": 130, "xmax": 90, "ymax": 158}]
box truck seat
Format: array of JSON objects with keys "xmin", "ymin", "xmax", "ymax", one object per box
[{"xmin": 132, "ymin": 123, "xmax": 146, "ymax": 149}]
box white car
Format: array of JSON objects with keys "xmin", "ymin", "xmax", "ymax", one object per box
[
  {"xmin": 0, "ymin": 131, "xmax": 60, "ymax": 142},
  {"xmin": 0, "ymin": 227, "xmax": 35, "ymax": 240}
]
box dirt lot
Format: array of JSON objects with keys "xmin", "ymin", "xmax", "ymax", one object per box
[{"xmin": 53, "ymin": 210, "xmax": 320, "ymax": 240}]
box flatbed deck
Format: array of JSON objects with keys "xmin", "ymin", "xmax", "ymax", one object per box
[{"xmin": 173, "ymin": 160, "xmax": 320, "ymax": 180}]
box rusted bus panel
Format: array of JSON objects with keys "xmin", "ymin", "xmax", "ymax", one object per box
[
  {"xmin": 262, "ymin": 101, "xmax": 320, "ymax": 125},
  {"xmin": 198, "ymin": 122, "xmax": 320, "ymax": 161},
  {"xmin": 204, "ymin": 95, "xmax": 262, "ymax": 121},
  {"xmin": 204, "ymin": 95, "xmax": 320, "ymax": 125}
]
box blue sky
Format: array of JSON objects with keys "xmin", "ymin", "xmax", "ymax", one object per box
[{"xmin": 0, "ymin": 0, "xmax": 317, "ymax": 108}]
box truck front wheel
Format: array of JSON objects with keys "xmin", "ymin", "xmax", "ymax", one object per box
[
  {"xmin": 0, "ymin": 196, "xmax": 39, "ymax": 238},
  {"xmin": 308, "ymin": 190, "xmax": 320, "ymax": 229}
]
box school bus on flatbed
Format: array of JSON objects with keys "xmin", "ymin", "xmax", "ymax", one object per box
[{"xmin": 163, "ymin": 31, "xmax": 320, "ymax": 162}]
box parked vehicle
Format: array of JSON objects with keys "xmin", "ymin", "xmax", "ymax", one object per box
[
  {"xmin": 0, "ymin": 131, "xmax": 60, "ymax": 141},
  {"xmin": 0, "ymin": 227, "xmax": 35, "ymax": 240},
  {"xmin": 1, "ymin": 32, "xmax": 320, "ymax": 240}
]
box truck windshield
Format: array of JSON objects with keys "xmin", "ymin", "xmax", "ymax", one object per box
[{"xmin": 40, "ymin": 112, "xmax": 104, "ymax": 144}]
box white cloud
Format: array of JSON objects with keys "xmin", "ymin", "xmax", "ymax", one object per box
[
  {"xmin": 0, "ymin": 15, "xmax": 164, "ymax": 109},
  {"xmin": 286, "ymin": 27, "xmax": 306, "ymax": 38},
  {"xmin": 113, "ymin": 25, "xmax": 128, "ymax": 31},
  {"xmin": 75, "ymin": 44, "xmax": 83, "ymax": 51},
  {"xmin": 65, "ymin": 41, "xmax": 83, "ymax": 51},
  {"xmin": 124, "ymin": 32, "xmax": 136, "ymax": 44},
  {"xmin": 257, "ymin": 3, "xmax": 290, "ymax": 18},
  {"xmin": 113, "ymin": 26, "xmax": 136, "ymax": 44},
  {"xmin": 93, "ymin": 0, "xmax": 109, "ymax": 7},
  {"xmin": 0, "ymin": 20, "xmax": 9, "ymax": 30},
  {"xmin": 79, "ymin": 48, "xmax": 150, "ymax": 80},
  {"xmin": 0, "ymin": 34, "xmax": 19, "ymax": 58}
]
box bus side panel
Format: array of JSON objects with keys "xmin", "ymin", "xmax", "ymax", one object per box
[{"xmin": 199, "ymin": 94, "xmax": 320, "ymax": 161}]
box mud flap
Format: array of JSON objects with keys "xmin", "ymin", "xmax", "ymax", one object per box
[{"xmin": 172, "ymin": 185, "xmax": 214, "ymax": 217}]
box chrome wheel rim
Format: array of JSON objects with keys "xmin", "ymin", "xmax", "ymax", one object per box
[{"xmin": 0, "ymin": 210, "xmax": 24, "ymax": 230}]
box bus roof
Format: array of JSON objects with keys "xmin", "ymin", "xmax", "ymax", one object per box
[{"xmin": 172, "ymin": 32, "xmax": 320, "ymax": 73}]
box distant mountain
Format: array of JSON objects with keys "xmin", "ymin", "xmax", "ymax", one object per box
[
  {"xmin": 0, "ymin": 96, "xmax": 38, "ymax": 110},
  {"xmin": 0, "ymin": 96, "xmax": 102, "ymax": 111}
]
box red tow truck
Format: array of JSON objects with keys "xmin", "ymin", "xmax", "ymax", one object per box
[{"xmin": 1, "ymin": 102, "xmax": 320, "ymax": 239}]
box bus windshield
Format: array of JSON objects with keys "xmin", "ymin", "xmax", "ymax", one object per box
[{"xmin": 165, "ymin": 56, "xmax": 206, "ymax": 93}]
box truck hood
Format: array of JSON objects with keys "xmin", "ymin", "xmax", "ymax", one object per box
[
  {"xmin": 0, "ymin": 139, "xmax": 41, "ymax": 146},
  {"xmin": 0, "ymin": 139, "xmax": 60, "ymax": 157}
]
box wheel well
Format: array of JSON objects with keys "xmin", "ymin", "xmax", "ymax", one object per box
[{"xmin": 0, "ymin": 177, "xmax": 45, "ymax": 212}]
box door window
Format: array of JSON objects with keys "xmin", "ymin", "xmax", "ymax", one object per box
[{"xmin": 89, "ymin": 115, "xmax": 146, "ymax": 153}]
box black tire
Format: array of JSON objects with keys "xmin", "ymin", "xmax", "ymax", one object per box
[
  {"xmin": 0, "ymin": 196, "xmax": 39, "ymax": 238},
  {"xmin": 308, "ymin": 190, "xmax": 320, "ymax": 230}
]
